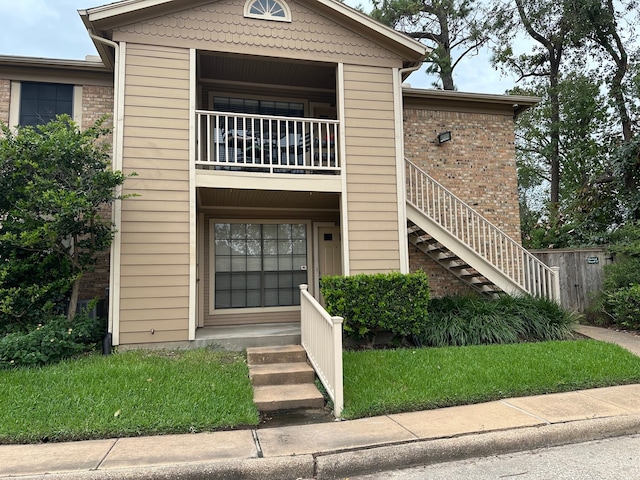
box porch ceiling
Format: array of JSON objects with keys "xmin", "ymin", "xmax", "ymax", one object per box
[
  {"xmin": 198, "ymin": 53, "xmax": 336, "ymax": 92},
  {"xmin": 197, "ymin": 188, "xmax": 340, "ymax": 210}
]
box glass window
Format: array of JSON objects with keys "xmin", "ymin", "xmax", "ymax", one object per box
[
  {"xmin": 244, "ymin": 0, "xmax": 291, "ymax": 22},
  {"xmin": 20, "ymin": 82, "xmax": 73, "ymax": 127},
  {"xmin": 213, "ymin": 97, "xmax": 303, "ymax": 118},
  {"xmin": 214, "ymin": 223, "xmax": 307, "ymax": 309}
]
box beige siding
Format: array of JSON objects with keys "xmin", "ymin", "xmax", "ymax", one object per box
[
  {"xmin": 112, "ymin": 0, "xmax": 403, "ymax": 68},
  {"xmin": 118, "ymin": 43, "xmax": 191, "ymax": 345},
  {"xmin": 343, "ymin": 64, "xmax": 400, "ymax": 274}
]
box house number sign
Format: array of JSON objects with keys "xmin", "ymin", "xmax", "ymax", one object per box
[{"xmin": 586, "ymin": 256, "xmax": 599, "ymax": 264}]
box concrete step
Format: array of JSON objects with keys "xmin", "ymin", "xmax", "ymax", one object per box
[
  {"xmin": 249, "ymin": 362, "xmax": 315, "ymax": 386},
  {"xmin": 247, "ymin": 345, "xmax": 307, "ymax": 366},
  {"xmin": 253, "ymin": 384, "xmax": 325, "ymax": 412}
]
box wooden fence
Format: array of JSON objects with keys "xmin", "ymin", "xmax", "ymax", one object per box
[{"xmin": 529, "ymin": 248, "xmax": 613, "ymax": 312}]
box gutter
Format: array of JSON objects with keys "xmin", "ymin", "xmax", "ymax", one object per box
[{"xmin": 84, "ymin": 29, "xmax": 123, "ymax": 346}]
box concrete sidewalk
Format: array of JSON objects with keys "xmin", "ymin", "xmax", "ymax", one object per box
[{"xmin": 3, "ymin": 326, "xmax": 640, "ymax": 480}]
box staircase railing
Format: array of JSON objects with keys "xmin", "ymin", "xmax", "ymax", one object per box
[
  {"xmin": 406, "ymin": 159, "xmax": 560, "ymax": 300},
  {"xmin": 300, "ymin": 284, "xmax": 344, "ymax": 417}
]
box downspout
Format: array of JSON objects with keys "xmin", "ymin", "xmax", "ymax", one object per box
[
  {"xmin": 395, "ymin": 62, "xmax": 423, "ymax": 273},
  {"xmin": 87, "ymin": 31, "xmax": 123, "ymax": 348}
]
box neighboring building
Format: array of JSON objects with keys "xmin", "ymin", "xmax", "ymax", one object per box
[{"xmin": 0, "ymin": 0, "xmax": 557, "ymax": 348}]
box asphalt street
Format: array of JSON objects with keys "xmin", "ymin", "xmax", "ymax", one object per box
[{"xmin": 348, "ymin": 433, "xmax": 640, "ymax": 480}]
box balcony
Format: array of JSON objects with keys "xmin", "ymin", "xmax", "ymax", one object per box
[{"xmin": 196, "ymin": 111, "xmax": 340, "ymax": 175}]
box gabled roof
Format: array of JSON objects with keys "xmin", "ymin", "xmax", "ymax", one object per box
[{"xmin": 79, "ymin": 0, "xmax": 427, "ymax": 71}]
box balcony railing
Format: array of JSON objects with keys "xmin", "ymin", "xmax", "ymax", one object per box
[{"xmin": 196, "ymin": 110, "xmax": 341, "ymax": 174}]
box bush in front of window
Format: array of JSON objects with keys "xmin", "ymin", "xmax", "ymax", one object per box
[{"xmin": 320, "ymin": 271, "xmax": 429, "ymax": 346}]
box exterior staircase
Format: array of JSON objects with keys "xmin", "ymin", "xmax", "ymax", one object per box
[
  {"xmin": 408, "ymin": 223, "xmax": 501, "ymax": 296},
  {"xmin": 247, "ymin": 345, "xmax": 325, "ymax": 412},
  {"xmin": 406, "ymin": 159, "xmax": 560, "ymax": 300}
]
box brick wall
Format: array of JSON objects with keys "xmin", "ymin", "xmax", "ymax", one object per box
[
  {"xmin": 403, "ymin": 107, "xmax": 522, "ymax": 298},
  {"xmin": 78, "ymin": 85, "xmax": 115, "ymax": 303},
  {"xmin": 0, "ymin": 79, "xmax": 10, "ymax": 125}
]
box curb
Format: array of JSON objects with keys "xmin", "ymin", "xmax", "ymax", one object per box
[
  {"xmin": 315, "ymin": 414, "xmax": 640, "ymax": 479},
  {"xmin": 9, "ymin": 414, "xmax": 640, "ymax": 480},
  {"xmin": 9, "ymin": 455, "xmax": 315, "ymax": 480}
]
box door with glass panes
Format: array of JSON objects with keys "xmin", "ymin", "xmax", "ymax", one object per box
[{"xmin": 212, "ymin": 222, "xmax": 308, "ymax": 311}]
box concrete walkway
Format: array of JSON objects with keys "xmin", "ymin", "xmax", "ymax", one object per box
[{"xmin": 3, "ymin": 326, "xmax": 640, "ymax": 480}]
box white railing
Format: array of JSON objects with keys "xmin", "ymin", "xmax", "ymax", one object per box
[
  {"xmin": 196, "ymin": 110, "xmax": 340, "ymax": 174},
  {"xmin": 406, "ymin": 159, "xmax": 560, "ymax": 301},
  {"xmin": 299, "ymin": 284, "xmax": 343, "ymax": 417}
]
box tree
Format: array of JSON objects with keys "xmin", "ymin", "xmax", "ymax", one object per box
[
  {"xmin": 492, "ymin": 0, "xmax": 574, "ymax": 222},
  {"xmin": 370, "ymin": 0, "xmax": 490, "ymax": 90},
  {"xmin": 0, "ymin": 115, "xmax": 129, "ymax": 325},
  {"xmin": 568, "ymin": 0, "xmax": 634, "ymax": 141},
  {"xmin": 509, "ymin": 73, "xmax": 616, "ymax": 247}
]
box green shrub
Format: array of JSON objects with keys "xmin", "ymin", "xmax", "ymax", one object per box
[
  {"xmin": 588, "ymin": 252, "xmax": 640, "ymax": 327},
  {"xmin": 0, "ymin": 310, "xmax": 105, "ymax": 369},
  {"xmin": 601, "ymin": 284, "xmax": 640, "ymax": 330},
  {"xmin": 420, "ymin": 294, "xmax": 575, "ymax": 347},
  {"xmin": 320, "ymin": 271, "xmax": 429, "ymax": 344},
  {"xmin": 602, "ymin": 255, "xmax": 640, "ymax": 291}
]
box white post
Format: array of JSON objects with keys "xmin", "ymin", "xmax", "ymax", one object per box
[
  {"xmin": 551, "ymin": 266, "xmax": 561, "ymax": 303},
  {"xmin": 331, "ymin": 315, "xmax": 344, "ymax": 417}
]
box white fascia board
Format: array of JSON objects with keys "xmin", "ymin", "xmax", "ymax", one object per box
[
  {"xmin": 313, "ymin": 0, "xmax": 427, "ymax": 58},
  {"xmin": 85, "ymin": 0, "xmax": 174, "ymax": 22},
  {"xmin": 84, "ymin": 0, "xmax": 427, "ymax": 59}
]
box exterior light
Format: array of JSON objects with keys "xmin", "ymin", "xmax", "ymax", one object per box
[{"xmin": 437, "ymin": 131, "xmax": 452, "ymax": 144}]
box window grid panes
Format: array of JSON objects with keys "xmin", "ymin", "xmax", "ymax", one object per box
[
  {"xmin": 214, "ymin": 223, "xmax": 307, "ymax": 309},
  {"xmin": 20, "ymin": 82, "xmax": 73, "ymax": 127}
]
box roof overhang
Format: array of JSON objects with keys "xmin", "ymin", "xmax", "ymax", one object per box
[
  {"xmin": 402, "ymin": 88, "xmax": 540, "ymax": 118},
  {"xmin": 0, "ymin": 54, "xmax": 112, "ymax": 85},
  {"xmin": 79, "ymin": 0, "xmax": 428, "ymax": 71}
]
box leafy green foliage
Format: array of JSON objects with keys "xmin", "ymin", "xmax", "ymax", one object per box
[
  {"xmin": 321, "ymin": 271, "xmax": 429, "ymax": 344},
  {"xmin": 370, "ymin": 0, "xmax": 490, "ymax": 90},
  {"xmin": 0, "ymin": 115, "xmax": 129, "ymax": 330},
  {"xmin": 601, "ymin": 284, "xmax": 640, "ymax": 330},
  {"xmin": 0, "ymin": 307, "xmax": 105, "ymax": 369},
  {"xmin": 420, "ymin": 294, "xmax": 575, "ymax": 347}
]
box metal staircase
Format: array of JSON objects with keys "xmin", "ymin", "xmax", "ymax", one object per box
[{"xmin": 406, "ymin": 159, "xmax": 560, "ymax": 300}]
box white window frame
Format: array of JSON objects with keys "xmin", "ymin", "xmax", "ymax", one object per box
[
  {"xmin": 209, "ymin": 219, "xmax": 312, "ymax": 315},
  {"xmin": 243, "ymin": 0, "xmax": 292, "ymax": 22}
]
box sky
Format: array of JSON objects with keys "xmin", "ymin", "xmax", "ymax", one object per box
[{"xmin": 0, "ymin": 0, "xmax": 518, "ymax": 94}]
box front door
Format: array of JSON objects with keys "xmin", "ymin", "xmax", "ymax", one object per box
[{"xmin": 317, "ymin": 226, "xmax": 342, "ymax": 302}]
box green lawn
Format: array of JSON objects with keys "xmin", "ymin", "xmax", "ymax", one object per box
[
  {"xmin": 0, "ymin": 349, "xmax": 259, "ymax": 444},
  {"xmin": 342, "ymin": 339, "xmax": 640, "ymax": 419},
  {"xmin": 3, "ymin": 339, "xmax": 640, "ymax": 444}
]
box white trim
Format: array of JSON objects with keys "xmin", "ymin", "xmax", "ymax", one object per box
[
  {"xmin": 8, "ymin": 81, "xmax": 20, "ymax": 128},
  {"xmin": 337, "ymin": 63, "xmax": 350, "ymax": 276},
  {"xmin": 393, "ymin": 67, "xmax": 409, "ymax": 273},
  {"xmin": 86, "ymin": 0, "xmax": 173, "ymax": 21},
  {"xmin": 188, "ymin": 48, "xmax": 197, "ymax": 341},
  {"xmin": 197, "ymin": 212, "xmax": 205, "ymax": 327},
  {"xmin": 195, "ymin": 170, "xmax": 342, "ymax": 192},
  {"xmin": 84, "ymin": 0, "xmax": 426, "ymax": 57},
  {"xmin": 73, "ymin": 86, "xmax": 83, "ymax": 127},
  {"xmin": 243, "ymin": 0, "xmax": 292, "ymax": 22},
  {"xmin": 109, "ymin": 41, "xmax": 126, "ymax": 346}
]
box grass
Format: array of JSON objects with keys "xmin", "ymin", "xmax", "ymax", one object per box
[
  {"xmin": 4, "ymin": 337, "xmax": 640, "ymax": 444},
  {"xmin": 342, "ymin": 339, "xmax": 640, "ymax": 419},
  {"xmin": 0, "ymin": 348, "xmax": 259, "ymax": 444}
]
